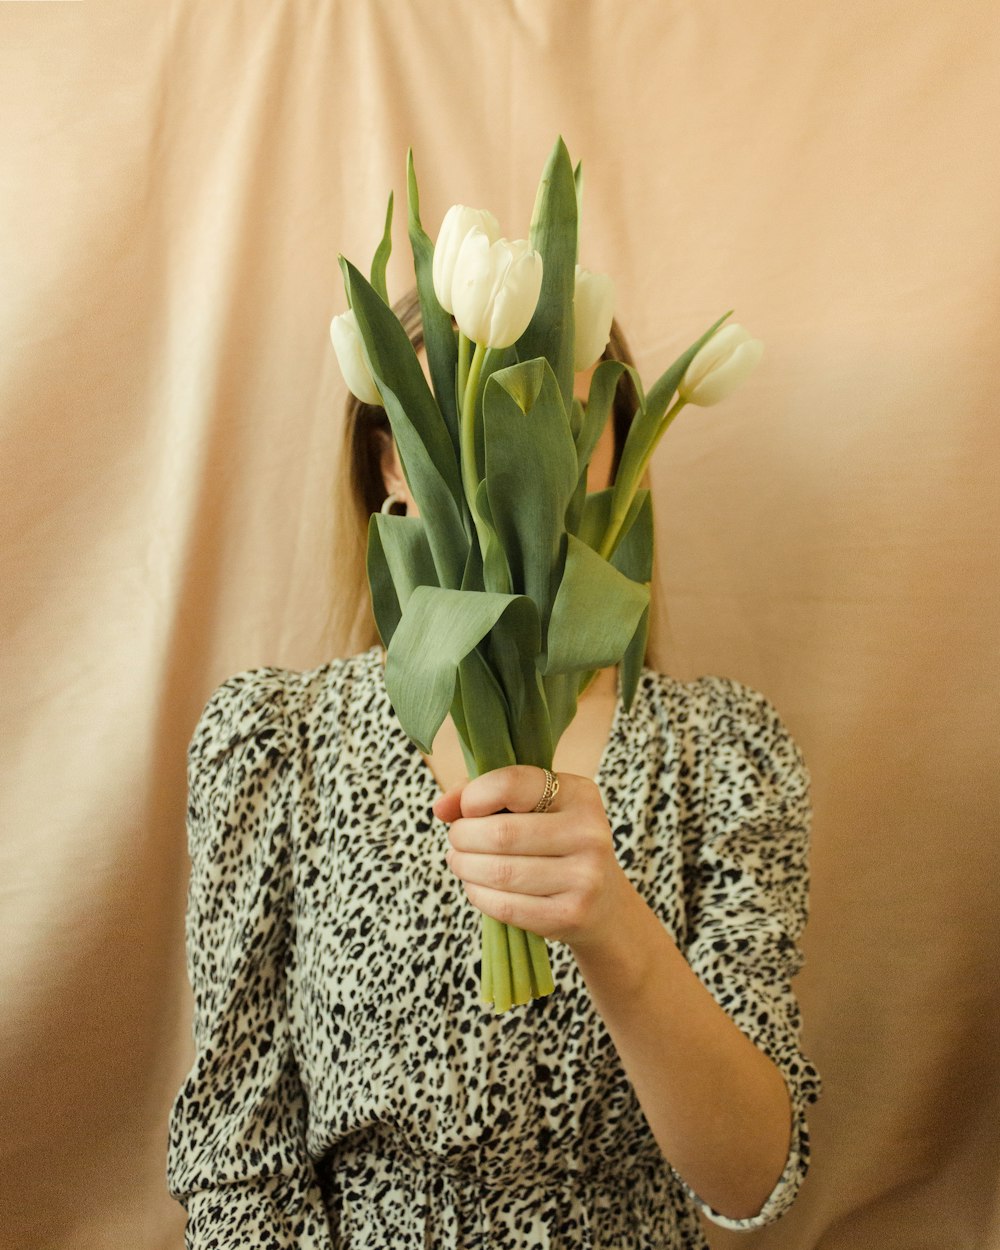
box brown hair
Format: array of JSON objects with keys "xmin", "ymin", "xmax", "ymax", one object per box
[{"xmin": 324, "ymin": 288, "xmax": 664, "ymax": 663}]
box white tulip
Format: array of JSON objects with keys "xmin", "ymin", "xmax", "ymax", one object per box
[
  {"xmin": 573, "ymin": 265, "xmax": 615, "ymax": 371},
  {"xmin": 330, "ymin": 308, "xmax": 382, "ymax": 407},
  {"xmin": 678, "ymin": 324, "xmax": 764, "ymax": 406},
  {"xmin": 450, "ymin": 230, "xmax": 544, "ymax": 349},
  {"xmin": 432, "ymin": 204, "xmax": 501, "ymax": 313}
]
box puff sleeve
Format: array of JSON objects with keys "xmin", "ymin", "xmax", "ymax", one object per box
[
  {"xmin": 680, "ymin": 677, "xmax": 823, "ymax": 1230},
  {"xmin": 166, "ymin": 672, "xmax": 334, "ymax": 1249}
]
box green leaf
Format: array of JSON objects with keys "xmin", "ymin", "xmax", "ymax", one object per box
[
  {"xmin": 516, "ymin": 137, "xmax": 578, "ymax": 411},
  {"xmin": 569, "ymin": 396, "xmax": 585, "ymax": 442},
  {"xmin": 578, "ymin": 359, "xmax": 625, "ymax": 471},
  {"xmin": 460, "ymin": 530, "xmax": 485, "ymax": 593},
  {"xmin": 385, "ymin": 585, "xmax": 541, "ymax": 754},
  {"xmin": 612, "ymin": 310, "xmax": 732, "ymax": 519},
  {"xmin": 343, "ymin": 259, "xmax": 468, "ymax": 589},
  {"xmin": 406, "ymin": 151, "xmax": 460, "ymax": 456},
  {"xmin": 542, "ymin": 670, "xmax": 579, "ymax": 754},
  {"xmin": 475, "ymin": 479, "xmax": 513, "ymax": 595},
  {"xmin": 485, "ymin": 600, "xmax": 553, "ymax": 766},
  {"xmin": 608, "ymin": 489, "xmax": 653, "ymax": 583},
  {"xmin": 577, "ymin": 486, "xmax": 646, "ymax": 556},
  {"xmin": 372, "ymin": 513, "xmax": 438, "ymax": 607},
  {"xmin": 456, "ymin": 648, "xmax": 516, "ymax": 774},
  {"xmin": 565, "ymin": 470, "xmax": 588, "ymax": 538},
  {"xmin": 573, "ymin": 159, "xmax": 584, "ymax": 251},
  {"xmin": 366, "ymin": 516, "xmax": 401, "ymax": 649},
  {"xmin": 483, "ymin": 359, "xmax": 578, "ymax": 627},
  {"xmin": 619, "ymin": 604, "xmax": 650, "ymax": 713},
  {"xmin": 607, "ymin": 490, "xmax": 654, "ymax": 711},
  {"xmin": 370, "ymin": 192, "xmax": 393, "ymax": 303},
  {"xmin": 542, "ymin": 534, "xmax": 649, "ymax": 675}
]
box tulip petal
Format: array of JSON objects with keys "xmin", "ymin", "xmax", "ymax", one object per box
[
  {"xmin": 682, "ymin": 334, "xmax": 764, "ymax": 406},
  {"xmin": 330, "ymin": 309, "xmax": 382, "ymax": 406},
  {"xmin": 433, "ymin": 204, "xmax": 500, "ymax": 314},
  {"xmin": 573, "ymin": 265, "xmax": 615, "ymax": 371},
  {"xmin": 677, "ymin": 323, "xmax": 763, "ymax": 406},
  {"xmin": 452, "ymin": 232, "xmax": 543, "ymax": 349}
]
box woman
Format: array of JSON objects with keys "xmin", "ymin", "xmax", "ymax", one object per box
[{"xmin": 167, "ymin": 292, "xmax": 821, "ymax": 1249}]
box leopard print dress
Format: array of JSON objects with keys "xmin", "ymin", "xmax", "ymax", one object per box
[{"xmin": 167, "ymin": 645, "xmax": 821, "ymax": 1249}]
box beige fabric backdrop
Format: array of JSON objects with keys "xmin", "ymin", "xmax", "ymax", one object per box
[{"xmin": 2, "ymin": 2, "xmax": 998, "ymax": 1247}]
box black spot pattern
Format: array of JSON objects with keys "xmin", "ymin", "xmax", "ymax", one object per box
[{"xmin": 167, "ymin": 646, "xmax": 822, "ymax": 1248}]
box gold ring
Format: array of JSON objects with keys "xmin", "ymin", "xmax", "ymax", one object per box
[{"xmin": 532, "ymin": 768, "xmax": 560, "ymax": 813}]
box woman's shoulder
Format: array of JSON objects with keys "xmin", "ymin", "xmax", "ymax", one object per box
[
  {"xmin": 636, "ymin": 664, "xmax": 807, "ymax": 774},
  {"xmin": 637, "ymin": 664, "xmax": 782, "ymax": 722},
  {"xmin": 187, "ymin": 645, "xmax": 383, "ymax": 768}
]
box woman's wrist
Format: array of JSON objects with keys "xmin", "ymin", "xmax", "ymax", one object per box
[{"xmin": 567, "ymin": 871, "xmax": 664, "ymax": 994}]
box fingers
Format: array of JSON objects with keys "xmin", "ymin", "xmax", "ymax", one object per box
[
  {"xmin": 445, "ymin": 847, "xmax": 570, "ymax": 897},
  {"xmin": 441, "ymin": 764, "xmax": 581, "ymax": 819},
  {"xmin": 450, "ymin": 883, "xmax": 572, "ymax": 940},
  {"xmin": 433, "ymin": 766, "xmax": 622, "ymax": 947},
  {"xmin": 465, "ymin": 764, "xmax": 557, "ymax": 817},
  {"xmin": 446, "ymin": 808, "xmax": 594, "ymax": 857},
  {"xmin": 452, "ymin": 874, "xmax": 614, "ymax": 944},
  {"xmin": 431, "ymin": 784, "xmax": 464, "ymax": 823}
]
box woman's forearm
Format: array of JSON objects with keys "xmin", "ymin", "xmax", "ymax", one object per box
[{"xmin": 570, "ymin": 880, "xmax": 792, "ymax": 1221}]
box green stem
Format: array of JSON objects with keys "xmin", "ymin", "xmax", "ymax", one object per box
[
  {"xmin": 507, "ymin": 925, "xmax": 532, "ymax": 1006},
  {"xmin": 485, "ymin": 916, "xmax": 513, "ymax": 1013},
  {"xmin": 457, "ymin": 331, "xmax": 471, "ymax": 412},
  {"xmin": 462, "ymin": 340, "xmax": 487, "ymax": 434},
  {"xmin": 527, "ymin": 930, "xmax": 555, "ymax": 996},
  {"xmin": 460, "ymin": 341, "xmax": 491, "ymax": 554}
]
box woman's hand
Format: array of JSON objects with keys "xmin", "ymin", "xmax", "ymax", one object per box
[{"xmin": 432, "ymin": 765, "xmax": 637, "ymax": 950}]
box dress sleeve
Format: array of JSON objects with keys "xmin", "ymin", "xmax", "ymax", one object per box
[
  {"xmin": 679, "ymin": 676, "xmax": 823, "ymax": 1231},
  {"xmin": 166, "ymin": 672, "xmax": 334, "ymax": 1249}
]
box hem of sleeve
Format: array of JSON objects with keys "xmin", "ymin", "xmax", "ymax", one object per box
[{"xmin": 678, "ymin": 1090, "xmax": 812, "ymax": 1231}]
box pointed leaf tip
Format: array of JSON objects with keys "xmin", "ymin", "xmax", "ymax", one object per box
[{"xmin": 407, "ymin": 150, "xmax": 422, "ymax": 223}]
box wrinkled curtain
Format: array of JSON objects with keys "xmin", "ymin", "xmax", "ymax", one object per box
[{"xmin": 1, "ymin": 2, "xmax": 998, "ymax": 1247}]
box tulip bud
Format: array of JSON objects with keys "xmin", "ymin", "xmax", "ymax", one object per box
[
  {"xmin": 451, "ymin": 230, "xmax": 544, "ymax": 349},
  {"xmin": 573, "ymin": 265, "xmax": 615, "ymax": 371},
  {"xmin": 432, "ymin": 204, "xmax": 501, "ymax": 314},
  {"xmin": 678, "ymin": 324, "xmax": 764, "ymax": 406},
  {"xmin": 330, "ymin": 308, "xmax": 382, "ymax": 407}
]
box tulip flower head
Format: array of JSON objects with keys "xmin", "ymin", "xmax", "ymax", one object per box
[
  {"xmin": 450, "ymin": 230, "xmax": 544, "ymax": 350},
  {"xmin": 677, "ymin": 323, "xmax": 763, "ymax": 407},
  {"xmin": 330, "ymin": 308, "xmax": 383, "ymax": 407},
  {"xmin": 573, "ymin": 265, "xmax": 615, "ymax": 371},
  {"xmin": 432, "ymin": 205, "xmax": 501, "ymax": 314}
]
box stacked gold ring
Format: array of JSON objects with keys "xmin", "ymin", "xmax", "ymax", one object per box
[{"xmin": 532, "ymin": 768, "xmax": 560, "ymax": 813}]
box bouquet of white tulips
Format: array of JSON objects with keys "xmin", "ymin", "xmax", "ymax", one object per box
[{"xmin": 331, "ymin": 138, "xmax": 762, "ymax": 1014}]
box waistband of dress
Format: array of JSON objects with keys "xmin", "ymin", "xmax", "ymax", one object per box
[{"xmin": 318, "ymin": 1121, "xmax": 670, "ymax": 1196}]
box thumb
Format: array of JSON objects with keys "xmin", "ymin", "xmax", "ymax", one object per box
[{"xmin": 432, "ymin": 783, "xmax": 465, "ymax": 823}]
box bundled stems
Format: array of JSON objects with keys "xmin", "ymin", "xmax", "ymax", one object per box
[{"xmin": 465, "ymin": 683, "xmax": 556, "ymax": 1013}]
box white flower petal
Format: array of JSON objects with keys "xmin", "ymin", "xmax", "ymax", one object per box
[
  {"xmin": 451, "ymin": 232, "xmax": 543, "ymax": 348},
  {"xmin": 432, "ymin": 204, "xmax": 500, "ymax": 313},
  {"xmin": 330, "ymin": 309, "xmax": 382, "ymax": 407},
  {"xmin": 679, "ymin": 324, "xmax": 763, "ymax": 406},
  {"xmin": 573, "ymin": 265, "xmax": 615, "ymax": 371}
]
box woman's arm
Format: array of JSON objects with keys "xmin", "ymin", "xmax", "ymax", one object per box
[
  {"xmin": 167, "ymin": 673, "xmax": 335, "ymax": 1249},
  {"xmin": 435, "ymin": 761, "xmax": 804, "ymax": 1223},
  {"xmin": 569, "ymin": 876, "xmax": 792, "ymax": 1220}
]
